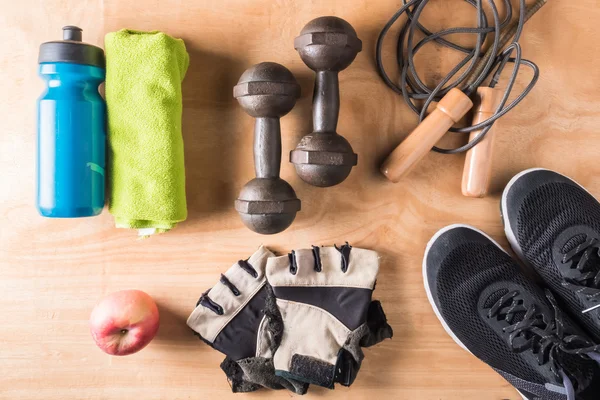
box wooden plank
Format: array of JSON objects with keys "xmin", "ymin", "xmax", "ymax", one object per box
[{"xmin": 1, "ymin": 0, "xmax": 598, "ymax": 398}]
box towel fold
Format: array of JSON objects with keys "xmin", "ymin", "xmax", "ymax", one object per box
[{"xmin": 105, "ymin": 29, "xmax": 189, "ymax": 234}]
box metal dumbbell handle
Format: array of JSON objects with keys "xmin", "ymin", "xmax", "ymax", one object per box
[
  {"xmin": 314, "ymin": 71, "xmax": 339, "ymax": 134},
  {"xmin": 254, "ymin": 118, "xmax": 281, "ymax": 179}
]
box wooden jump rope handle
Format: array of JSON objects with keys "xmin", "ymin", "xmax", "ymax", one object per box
[
  {"xmin": 461, "ymin": 87, "xmax": 503, "ymax": 198},
  {"xmin": 380, "ymin": 88, "xmax": 473, "ymax": 183}
]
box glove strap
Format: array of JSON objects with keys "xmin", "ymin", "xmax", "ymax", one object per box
[
  {"xmin": 284, "ymin": 348, "xmax": 359, "ymax": 389},
  {"xmin": 334, "ymin": 348, "xmax": 360, "ymax": 387}
]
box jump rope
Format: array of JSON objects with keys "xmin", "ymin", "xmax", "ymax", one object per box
[{"xmin": 376, "ymin": 0, "xmax": 547, "ymax": 195}]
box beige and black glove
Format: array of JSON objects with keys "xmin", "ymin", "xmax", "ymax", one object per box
[
  {"xmin": 266, "ymin": 244, "xmax": 392, "ymax": 389},
  {"xmin": 186, "ymin": 246, "xmax": 308, "ymax": 394}
]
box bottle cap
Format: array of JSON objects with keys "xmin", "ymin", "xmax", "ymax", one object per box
[{"xmin": 38, "ymin": 26, "xmax": 105, "ymax": 68}]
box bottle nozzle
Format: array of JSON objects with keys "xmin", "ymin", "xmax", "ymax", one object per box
[{"xmin": 63, "ymin": 26, "xmax": 82, "ymax": 41}]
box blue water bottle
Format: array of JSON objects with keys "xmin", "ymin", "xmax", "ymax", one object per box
[{"xmin": 37, "ymin": 26, "xmax": 106, "ymax": 218}]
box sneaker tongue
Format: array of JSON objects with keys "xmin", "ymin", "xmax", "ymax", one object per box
[
  {"xmin": 483, "ymin": 289, "xmax": 508, "ymax": 308},
  {"xmin": 510, "ymin": 310, "xmax": 527, "ymax": 325},
  {"xmin": 562, "ymin": 234, "xmax": 587, "ymax": 253},
  {"xmin": 484, "ymin": 289, "xmax": 529, "ymax": 324}
]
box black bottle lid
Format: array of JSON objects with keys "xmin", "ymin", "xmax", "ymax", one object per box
[{"xmin": 38, "ymin": 26, "xmax": 105, "ymax": 69}]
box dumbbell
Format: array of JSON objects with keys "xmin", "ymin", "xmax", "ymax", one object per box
[
  {"xmin": 290, "ymin": 16, "xmax": 361, "ymax": 187},
  {"xmin": 233, "ymin": 62, "xmax": 301, "ymax": 235}
]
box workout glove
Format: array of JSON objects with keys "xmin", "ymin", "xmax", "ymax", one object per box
[
  {"xmin": 266, "ymin": 244, "xmax": 392, "ymax": 388},
  {"xmin": 186, "ymin": 246, "xmax": 308, "ymax": 394}
]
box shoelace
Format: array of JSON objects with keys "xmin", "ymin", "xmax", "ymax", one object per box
[
  {"xmin": 488, "ymin": 289, "xmax": 600, "ymax": 398},
  {"xmin": 561, "ymin": 237, "xmax": 600, "ymax": 314}
]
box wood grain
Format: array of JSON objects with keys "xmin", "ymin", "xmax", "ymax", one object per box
[
  {"xmin": 462, "ymin": 87, "xmax": 504, "ymax": 198},
  {"xmin": 1, "ymin": 1, "xmax": 598, "ymax": 399}
]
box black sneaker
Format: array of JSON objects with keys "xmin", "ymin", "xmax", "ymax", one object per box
[
  {"xmin": 424, "ymin": 224, "xmax": 600, "ymax": 400},
  {"xmin": 502, "ymin": 169, "xmax": 600, "ymax": 342}
]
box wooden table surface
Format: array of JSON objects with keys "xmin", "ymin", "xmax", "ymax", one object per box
[{"xmin": 2, "ymin": 0, "xmax": 599, "ymax": 399}]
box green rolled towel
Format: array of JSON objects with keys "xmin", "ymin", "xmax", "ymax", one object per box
[{"xmin": 105, "ymin": 30, "xmax": 189, "ymax": 235}]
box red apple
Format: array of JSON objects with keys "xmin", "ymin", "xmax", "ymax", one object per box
[{"xmin": 89, "ymin": 290, "xmax": 160, "ymax": 356}]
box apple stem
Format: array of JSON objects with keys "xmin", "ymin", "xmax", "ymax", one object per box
[{"xmin": 121, "ymin": 329, "xmax": 128, "ymax": 334}]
